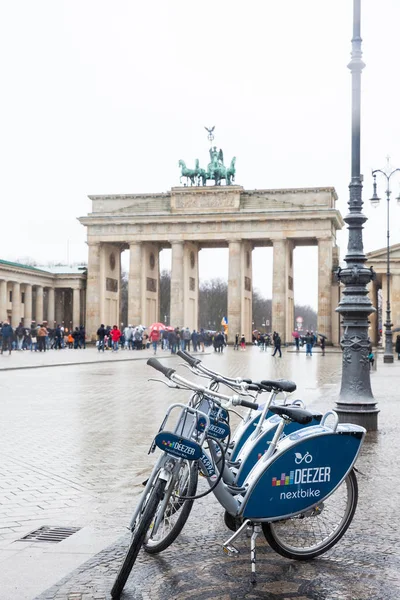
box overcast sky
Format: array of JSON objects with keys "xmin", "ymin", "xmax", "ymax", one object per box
[{"xmin": 1, "ymin": 0, "xmax": 400, "ymax": 309}]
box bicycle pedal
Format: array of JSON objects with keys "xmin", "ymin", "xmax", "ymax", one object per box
[{"xmin": 223, "ymin": 544, "xmax": 240, "ymax": 557}]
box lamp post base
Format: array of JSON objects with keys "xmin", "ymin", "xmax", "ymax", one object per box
[
  {"xmin": 335, "ymin": 402, "xmax": 379, "ymax": 431},
  {"xmin": 383, "ymin": 353, "xmax": 394, "ymax": 364}
]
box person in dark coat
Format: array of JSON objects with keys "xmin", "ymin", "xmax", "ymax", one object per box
[
  {"xmin": 272, "ymin": 332, "xmax": 282, "ymax": 358},
  {"xmin": 168, "ymin": 330, "xmax": 178, "ymax": 354},
  {"xmin": 1, "ymin": 322, "xmax": 13, "ymax": 354},
  {"xmin": 79, "ymin": 326, "xmax": 86, "ymax": 349},
  {"xmin": 395, "ymin": 335, "xmax": 400, "ymax": 360}
]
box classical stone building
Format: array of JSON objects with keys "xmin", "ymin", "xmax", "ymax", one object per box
[
  {"xmin": 80, "ymin": 185, "xmax": 343, "ymax": 343},
  {"xmin": 366, "ymin": 244, "xmax": 400, "ymax": 345},
  {"xmin": 0, "ymin": 260, "xmax": 86, "ymax": 328}
]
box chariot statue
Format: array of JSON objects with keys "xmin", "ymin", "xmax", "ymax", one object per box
[{"xmin": 178, "ymin": 127, "xmax": 236, "ymax": 187}]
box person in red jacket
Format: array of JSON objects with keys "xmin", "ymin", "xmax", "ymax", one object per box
[
  {"xmin": 149, "ymin": 328, "xmax": 161, "ymax": 354},
  {"xmin": 110, "ymin": 325, "xmax": 121, "ymax": 352}
]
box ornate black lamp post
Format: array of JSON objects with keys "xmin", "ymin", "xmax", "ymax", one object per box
[
  {"xmin": 370, "ymin": 163, "xmax": 400, "ymax": 363},
  {"xmin": 335, "ymin": 0, "xmax": 379, "ymax": 431}
]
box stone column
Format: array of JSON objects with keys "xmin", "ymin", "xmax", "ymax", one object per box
[
  {"xmin": 24, "ymin": 284, "xmax": 32, "ymax": 326},
  {"xmin": 36, "ymin": 286, "xmax": 44, "ymax": 324},
  {"xmin": 128, "ymin": 242, "xmax": 142, "ymax": 326},
  {"xmin": 272, "ymin": 239, "xmax": 287, "ymax": 341},
  {"xmin": 170, "ymin": 241, "xmax": 184, "ymax": 328},
  {"xmin": 11, "ymin": 282, "xmax": 21, "ymax": 327},
  {"xmin": 86, "ymin": 243, "xmax": 101, "ymax": 341},
  {"xmin": 228, "ymin": 240, "xmax": 242, "ymax": 343},
  {"xmin": 241, "ymin": 241, "xmax": 253, "ymax": 343},
  {"xmin": 73, "ymin": 288, "xmax": 81, "ymax": 329},
  {"xmin": 285, "ymin": 241, "xmax": 295, "ymax": 343},
  {"xmin": 318, "ymin": 239, "xmax": 333, "ymax": 340},
  {"xmin": 183, "ymin": 242, "xmax": 199, "ymax": 331},
  {"xmin": 0, "ymin": 280, "xmax": 7, "ymax": 321},
  {"xmin": 47, "ymin": 287, "xmax": 55, "ymax": 327}
]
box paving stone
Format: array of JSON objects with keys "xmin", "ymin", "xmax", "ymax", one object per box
[{"xmin": 0, "ymin": 349, "xmax": 398, "ymax": 599}]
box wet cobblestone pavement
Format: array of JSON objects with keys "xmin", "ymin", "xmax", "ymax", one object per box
[{"xmin": 1, "ymin": 348, "xmax": 399, "ymax": 599}]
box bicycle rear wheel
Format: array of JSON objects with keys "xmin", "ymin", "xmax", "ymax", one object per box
[
  {"xmin": 143, "ymin": 460, "xmax": 198, "ymax": 554},
  {"xmin": 262, "ymin": 469, "xmax": 358, "ymax": 560},
  {"xmin": 111, "ymin": 478, "xmax": 166, "ymax": 599}
]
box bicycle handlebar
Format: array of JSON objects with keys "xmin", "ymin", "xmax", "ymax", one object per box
[
  {"xmin": 177, "ymin": 349, "xmax": 201, "ymax": 367},
  {"xmin": 147, "ymin": 358, "xmax": 176, "ymax": 379},
  {"xmin": 146, "ymin": 357, "xmax": 259, "ymax": 411},
  {"xmin": 239, "ymin": 398, "xmax": 260, "ymax": 410}
]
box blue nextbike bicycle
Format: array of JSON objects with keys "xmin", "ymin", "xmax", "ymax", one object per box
[{"xmin": 111, "ymin": 352, "xmax": 364, "ymax": 598}]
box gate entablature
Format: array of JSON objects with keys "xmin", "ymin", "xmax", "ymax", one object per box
[{"xmin": 80, "ymin": 186, "xmax": 343, "ymax": 344}]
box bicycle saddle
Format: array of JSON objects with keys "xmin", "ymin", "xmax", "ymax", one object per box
[
  {"xmin": 260, "ymin": 379, "xmax": 296, "ymax": 393},
  {"xmin": 269, "ymin": 405, "xmax": 313, "ymax": 425}
]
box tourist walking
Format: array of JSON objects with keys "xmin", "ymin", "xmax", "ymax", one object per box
[
  {"xmin": 54, "ymin": 325, "xmax": 63, "ymax": 349},
  {"xmin": 191, "ymin": 329, "xmax": 198, "ymax": 352},
  {"xmin": 124, "ymin": 325, "xmax": 133, "ymax": 350},
  {"xmin": 15, "ymin": 322, "xmax": 24, "ymax": 350},
  {"xmin": 304, "ymin": 331, "xmax": 314, "ymax": 356},
  {"xmin": 320, "ymin": 336, "xmax": 326, "ymax": 356},
  {"xmin": 72, "ymin": 327, "xmax": 81, "ymax": 349},
  {"xmin": 149, "ymin": 328, "xmax": 160, "ymax": 355},
  {"xmin": 240, "ymin": 334, "xmax": 246, "ymax": 351},
  {"xmin": 272, "ymin": 332, "xmax": 282, "ymax": 357},
  {"xmin": 183, "ymin": 327, "xmax": 191, "ymax": 351},
  {"xmin": 234, "ymin": 333, "xmax": 239, "ymax": 350},
  {"xmin": 30, "ymin": 323, "xmax": 38, "ymax": 351},
  {"xmin": 37, "ymin": 324, "xmax": 48, "ymax": 352},
  {"xmin": 1, "ymin": 322, "xmax": 13, "ymax": 355},
  {"xmin": 110, "ymin": 325, "xmax": 121, "ymax": 351},
  {"xmin": 168, "ymin": 329, "xmax": 177, "ymax": 354},
  {"xmin": 79, "ymin": 326, "xmax": 86, "ymax": 349},
  {"xmin": 198, "ymin": 329, "xmax": 205, "ymax": 352},
  {"xmin": 396, "ymin": 335, "xmax": 400, "ymax": 360}
]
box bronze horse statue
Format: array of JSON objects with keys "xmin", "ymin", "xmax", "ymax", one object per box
[{"xmin": 178, "ymin": 159, "xmax": 199, "ymax": 186}]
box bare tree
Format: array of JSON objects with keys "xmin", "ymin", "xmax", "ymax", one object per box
[
  {"xmin": 252, "ymin": 289, "xmax": 272, "ymax": 330},
  {"xmin": 120, "ymin": 271, "xmax": 128, "ymax": 326},
  {"xmin": 199, "ymin": 278, "xmax": 227, "ymax": 330}
]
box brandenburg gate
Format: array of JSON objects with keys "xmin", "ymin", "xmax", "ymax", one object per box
[{"xmin": 80, "ymin": 184, "xmax": 343, "ymax": 343}]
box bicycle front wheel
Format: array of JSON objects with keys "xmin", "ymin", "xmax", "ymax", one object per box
[
  {"xmin": 262, "ymin": 469, "xmax": 358, "ymax": 560},
  {"xmin": 111, "ymin": 478, "xmax": 166, "ymax": 599},
  {"xmin": 143, "ymin": 460, "xmax": 198, "ymax": 554}
]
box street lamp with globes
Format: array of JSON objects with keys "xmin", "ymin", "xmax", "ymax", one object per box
[{"xmin": 370, "ymin": 161, "xmax": 400, "ymax": 363}]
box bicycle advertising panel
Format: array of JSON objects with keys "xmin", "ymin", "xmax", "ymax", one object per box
[
  {"xmin": 240, "ymin": 424, "xmax": 365, "ymax": 520},
  {"xmin": 154, "ymin": 432, "xmax": 202, "ymax": 461},
  {"xmin": 235, "ymin": 414, "xmax": 323, "ymax": 487}
]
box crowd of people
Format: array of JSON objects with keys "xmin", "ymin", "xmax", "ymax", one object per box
[
  {"xmin": 0, "ymin": 321, "xmax": 86, "ymax": 354},
  {"xmin": 96, "ymin": 324, "xmax": 220, "ymax": 354}
]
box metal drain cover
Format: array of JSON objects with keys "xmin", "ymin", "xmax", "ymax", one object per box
[{"xmin": 18, "ymin": 526, "xmax": 81, "ymax": 543}]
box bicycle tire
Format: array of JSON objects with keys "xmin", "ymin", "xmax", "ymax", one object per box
[
  {"xmin": 262, "ymin": 469, "xmax": 358, "ymax": 560},
  {"xmin": 143, "ymin": 460, "xmax": 198, "ymax": 554},
  {"xmin": 111, "ymin": 478, "xmax": 166, "ymax": 599}
]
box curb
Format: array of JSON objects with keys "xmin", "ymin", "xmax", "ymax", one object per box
[{"xmin": 0, "ymin": 351, "xmax": 212, "ymax": 372}]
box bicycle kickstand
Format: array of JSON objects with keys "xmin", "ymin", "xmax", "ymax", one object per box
[
  {"xmin": 250, "ymin": 524, "xmax": 261, "ymax": 586},
  {"xmin": 222, "ymin": 519, "xmax": 251, "ymax": 556},
  {"xmin": 222, "ymin": 520, "xmax": 261, "ymax": 586}
]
